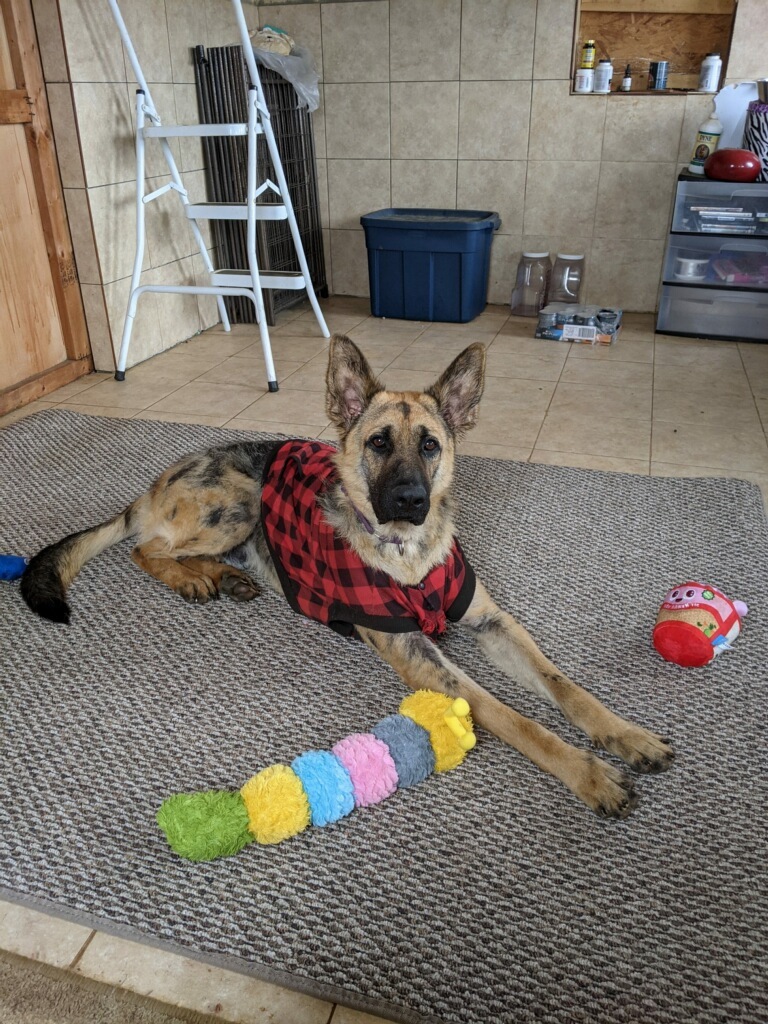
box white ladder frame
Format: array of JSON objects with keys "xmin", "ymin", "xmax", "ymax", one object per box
[{"xmin": 105, "ymin": 0, "xmax": 330, "ymax": 391}]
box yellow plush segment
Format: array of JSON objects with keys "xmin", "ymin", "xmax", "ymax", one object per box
[
  {"xmin": 399, "ymin": 691, "xmax": 474, "ymax": 772},
  {"xmin": 240, "ymin": 764, "xmax": 311, "ymax": 845}
]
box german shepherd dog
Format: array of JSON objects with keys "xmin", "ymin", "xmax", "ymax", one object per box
[{"xmin": 21, "ymin": 335, "xmax": 673, "ymax": 817}]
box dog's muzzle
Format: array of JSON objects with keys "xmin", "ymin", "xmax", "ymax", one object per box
[{"xmin": 378, "ymin": 481, "xmax": 430, "ymax": 525}]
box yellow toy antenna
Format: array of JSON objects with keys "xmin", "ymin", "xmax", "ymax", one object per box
[{"xmin": 444, "ymin": 697, "xmax": 476, "ymax": 750}]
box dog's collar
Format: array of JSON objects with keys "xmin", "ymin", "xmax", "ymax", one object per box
[{"xmin": 340, "ymin": 485, "xmax": 405, "ymax": 555}]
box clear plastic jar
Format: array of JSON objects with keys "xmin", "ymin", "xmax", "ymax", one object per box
[
  {"xmin": 548, "ymin": 254, "xmax": 585, "ymax": 304},
  {"xmin": 510, "ymin": 252, "xmax": 551, "ymax": 317}
]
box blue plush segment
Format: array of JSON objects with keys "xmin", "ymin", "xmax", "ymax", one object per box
[
  {"xmin": 372, "ymin": 714, "xmax": 435, "ymax": 788},
  {"xmin": 0, "ymin": 556, "xmax": 27, "ymax": 581},
  {"xmin": 291, "ymin": 750, "xmax": 355, "ymax": 827}
]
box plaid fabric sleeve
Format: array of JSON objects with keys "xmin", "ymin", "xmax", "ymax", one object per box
[{"xmin": 445, "ymin": 540, "xmax": 476, "ymax": 622}]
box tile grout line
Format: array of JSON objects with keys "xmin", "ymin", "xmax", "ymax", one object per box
[
  {"xmin": 649, "ymin": 329, "xmax": 658, "ymax": 476},
  {"xmin": 527, "ymin": 335, "xmax": 573, "ymax": 461},
  {"xmin": 737, "ymin": 343, "xmax": 768, "ymax": 450}
]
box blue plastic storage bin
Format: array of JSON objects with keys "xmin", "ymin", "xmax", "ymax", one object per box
[{"xmin": 360, "ymin": 209, "xmax": 501, "ymax": 323}]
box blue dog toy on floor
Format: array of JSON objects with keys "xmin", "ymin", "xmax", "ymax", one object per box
[{"xmin": 0, "ymin": 556, "xmax": 27, "ymax": 581}]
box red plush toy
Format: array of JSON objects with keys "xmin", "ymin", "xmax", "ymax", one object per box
[{"xmin": 653, "ymin": 582, "xmax": 748, "ymax": 668}]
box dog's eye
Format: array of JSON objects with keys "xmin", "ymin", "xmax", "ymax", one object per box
[
  {"xmin": 369, "ymin": 435, "xmax": 387, "ymax": 450},
  {"xmin": 423, "ymin": 438, "xmax": 440, "ymax": 454}
]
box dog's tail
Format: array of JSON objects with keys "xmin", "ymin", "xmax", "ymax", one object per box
[{"xmin": 21, "ymin": 504, "xmax": 139, "ymax": 624}]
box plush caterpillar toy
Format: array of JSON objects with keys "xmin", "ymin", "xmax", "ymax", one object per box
[{"xmin": 157, "ymin": 691, "xmax": 476, "ymax": 861}]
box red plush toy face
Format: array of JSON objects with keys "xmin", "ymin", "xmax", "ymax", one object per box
[{"xmin": 653, "ymin": 583, "xmax": 744, "ymax": 668}]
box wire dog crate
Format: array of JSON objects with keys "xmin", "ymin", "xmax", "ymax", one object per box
[{"xmin": 194, "ymin": 44, "xmax": 327, "ymax": 324}]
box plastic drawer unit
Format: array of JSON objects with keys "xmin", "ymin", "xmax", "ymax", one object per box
[
  {"xmin": 658, "ymin": 286, "xmax": 768, "ymax": 341},
  {"xmin": 361, "ymin": 209, "xmax": 500, "ymax": 323},
  {"xmin": 658, "ymin": 173, "xmax": 768, "ymax": 342}
]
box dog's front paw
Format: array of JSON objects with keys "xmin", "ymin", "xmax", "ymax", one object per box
[
  {"xmin": 573, "ymin": 753, "xmax": 639, "ymax": 819},
  {"xmin": 596, "ymin": 724, "xmax": 674, "ymax": 774}
]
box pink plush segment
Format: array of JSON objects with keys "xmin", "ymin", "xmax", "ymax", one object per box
[{"xmin": 331, "ymin": 733, "xmax": 399, "ymax": 808}]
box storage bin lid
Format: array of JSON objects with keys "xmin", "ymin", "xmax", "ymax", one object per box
[{"xmin": 361, "ymin": 208, "xmax": 501, "ymax": 231}]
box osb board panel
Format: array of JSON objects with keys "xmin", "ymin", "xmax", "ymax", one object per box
[{"xmin": 580, "ymin": 11, "xmax": 734, "ymax": 78}]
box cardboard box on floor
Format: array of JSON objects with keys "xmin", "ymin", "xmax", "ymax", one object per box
[{"xmin": 535, "ymin": 303, "xmax": 622, "ymax": 345}]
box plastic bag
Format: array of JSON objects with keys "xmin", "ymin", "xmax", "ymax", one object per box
[{"xmin": 253, "ymin": 44, "xmax": 320, "ymax": 112}]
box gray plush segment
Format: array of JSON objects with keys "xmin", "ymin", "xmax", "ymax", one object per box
[
  {"xmin": 372, "ymin": 714, "xmax": 435, "ymax": 787},
  {"xmin": 0, "ymin": 410, "xmax": 766, "ymax": 1024}
]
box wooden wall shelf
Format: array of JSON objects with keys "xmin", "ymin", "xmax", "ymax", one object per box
[
  {"xmin": 581, "ymin": 0, "xmax": 734, "ymax": 13},
  {"xmin": 573, "ymin": 0, "xmax": 737, "ymax": 94}
]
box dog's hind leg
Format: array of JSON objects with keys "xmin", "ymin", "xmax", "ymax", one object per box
[
  {"xmin": 132, "ymin": 539, "xmax": 217, "ymax": 604},
  {"xmin": 460, "ymin": 580, "xmax": 674, "ymax": 776},
  {"xmin": 131, "ymin": 541, "xmax": 257, "ymax": 604},
  {"xmin": 178, "ymin": 556, "xmax": 259, "ymax": 601},
  {"xmin": 356, "ymin": 626, "xmax": 639, "ymax": 819}
]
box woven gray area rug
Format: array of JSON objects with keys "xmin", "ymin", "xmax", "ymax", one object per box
[{"xmin": 1, "ymin": 409, "xmax": 766, "ymax": 1024}]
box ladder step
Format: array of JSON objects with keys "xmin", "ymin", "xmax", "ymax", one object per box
[
  {"xmin": 142, "ymin": 123, "xmax": 256, "ymax": 138},
  {"xmin": 211, "ymin": 269, "xmax": 307, "ymax": 290},
  {"xmin": 186, "ymin": 202, "xmax": 287, "ymax": 222}
]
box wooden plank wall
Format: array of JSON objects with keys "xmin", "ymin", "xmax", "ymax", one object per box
[
  {"xmin": 0, "ymin": 0, "xmax": 92, "ymax": 413},
  {"xmin": 0, "ymin": 126, "xmax": 70, "ymax": 390}
]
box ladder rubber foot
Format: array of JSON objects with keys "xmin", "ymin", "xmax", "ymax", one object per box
[
  {"xmin": 114, "ymin": 370, "xmax": 126, "ymax": 381},
  {"xmin": 268, "ymin": 380, "xmax": 279, "ymax": 393}
]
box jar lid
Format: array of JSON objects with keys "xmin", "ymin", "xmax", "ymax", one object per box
[
  {"xmin": 556, "ymin": 253, "xmax": 584, "ymax": 260},
  {"xmin": 522, "ymin": 252, "xmax": 549, "ymax": 258},
  {"xmin": 598, "ymin": 59, "xmax": 612, "ymax": 64}
]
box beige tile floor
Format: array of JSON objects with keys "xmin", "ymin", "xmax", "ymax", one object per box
[{"xmin": 1, "ymin": 297, "xmax": 767, "ymax": 1023}]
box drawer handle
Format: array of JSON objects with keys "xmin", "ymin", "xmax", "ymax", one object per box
[{"xmin": 719, "ymin": 243, "xmax": 768, "ymax": 254}]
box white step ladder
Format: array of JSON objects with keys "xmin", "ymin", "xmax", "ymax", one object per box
[{"xmin": 105, "ymin": 0, "xmax": 330, "ymax": 391}]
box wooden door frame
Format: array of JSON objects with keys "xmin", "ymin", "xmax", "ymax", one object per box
[{"xmin": 0, "ymin": 0, "xmax": 92, "ymax": 416}]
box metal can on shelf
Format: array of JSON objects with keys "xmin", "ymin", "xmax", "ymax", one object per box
[{"xmin": 648, "ymin": 61, "xmax": 669, "ymax": 91}]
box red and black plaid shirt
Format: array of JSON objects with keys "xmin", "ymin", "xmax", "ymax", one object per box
[{"xmin": 261, "ymin": 440, "xmax": 475, "ymax": 638}]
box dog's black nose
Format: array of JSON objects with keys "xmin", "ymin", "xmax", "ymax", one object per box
[{"xmin": 392, "ymin": 482, "xmax": 428, "ymax": 516}]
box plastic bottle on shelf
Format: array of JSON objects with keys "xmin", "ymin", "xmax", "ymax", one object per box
[
  {"xmin": 698, "ymin": 53, "xmax": 722, "ymax": 93},
  {"xmin": 574, "ymin": 67, "xmax": 594, "ymax": 93},
  {"xmin": 593, "ymin": 59, "xmax": 614, "ymax": 94},
  {"xmin": 510, "ymin": 253, "xmax": 551, "ymax": 318},
  {"xmin": 687, "ymin": 103, "xmax": 723, "ymax": 175},
  {"xmin": 581, "ymin": 40, "xmax": 596, "ymax": 69}
]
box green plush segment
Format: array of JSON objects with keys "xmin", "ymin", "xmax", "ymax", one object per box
[{"xmin": 157, "ymin": 790, "xmax": 253, "ymax": 862}]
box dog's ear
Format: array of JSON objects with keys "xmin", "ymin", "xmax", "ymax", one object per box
[
  {"xmin": 426, "ymin": 343, "xmax": 486, "ymax": 435},
  {"xmin": 326, "ymin": 334, "xmax": 382, "ymax": 432}
]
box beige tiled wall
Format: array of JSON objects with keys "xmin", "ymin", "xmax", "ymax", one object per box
[
  {"xmin": 30, "ymin": 0, "xmax": 259, "ymax": 370},
  {"xmin": 31, "ymin": 0, "xmax": 764, "ymax": 371},
  {"xmin": 259, "ymin": 0, "xmax": 761, "ymax": 311}
]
